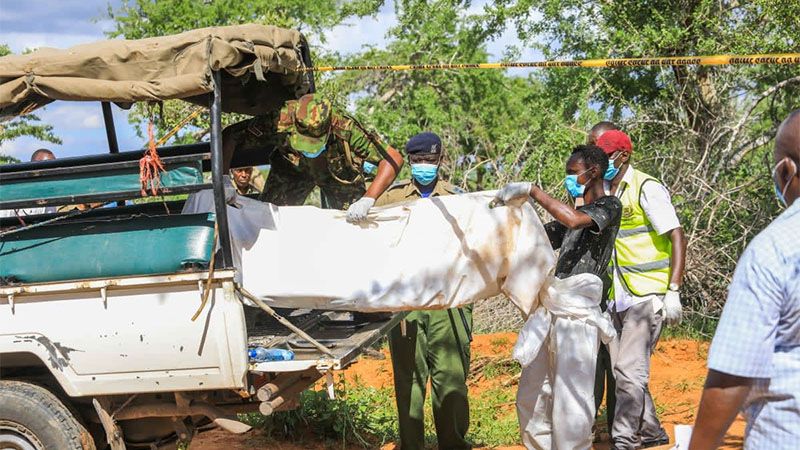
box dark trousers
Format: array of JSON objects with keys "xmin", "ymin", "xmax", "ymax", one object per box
[{"xmin": 594, "ymin": 342, "xmax": 616, "ymax": 433}]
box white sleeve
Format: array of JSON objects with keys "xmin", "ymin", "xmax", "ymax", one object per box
[{"xmin": 639, "ymin": 181, "xmax": 681, "ymax": 235}]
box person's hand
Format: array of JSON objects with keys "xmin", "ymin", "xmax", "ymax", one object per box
[
  {"xmin": 491, "ymin": 182, "xmax": 532, "ymax": 207},
  {"xmin": 346, "ymin": 197, "xmax": 376, "ymax": 223},
  {"xmin": 663, "ymin": 289, "xmax": 682, "ymax": 326}
]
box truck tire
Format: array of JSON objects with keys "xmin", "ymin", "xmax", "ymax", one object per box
[{"xmin": 0, "ymin": 380, "xmax": 95, "ymax": 450}]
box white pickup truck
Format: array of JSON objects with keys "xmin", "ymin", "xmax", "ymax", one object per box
[
  {"xmin": 0, "ymin": 264, "xmax": 399, "ymax": 450},
  {"xmin": 0, "ymin": 24, "xmax": 400, "ymax": 450}
]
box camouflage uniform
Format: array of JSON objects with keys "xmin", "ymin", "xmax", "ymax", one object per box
[
  {"xmin": 376, "ymin": 179, "xmax": 473, "ymax": 450},
  {"xmin": 225, "ymin": 96, "xmax": 392, "ymax": 209}
]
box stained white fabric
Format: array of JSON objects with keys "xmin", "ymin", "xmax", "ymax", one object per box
[
  {"xmin": 182, "ymin": 190, "xmax": 557, "ymax": 315},
  {"xmin": 182, "ymin": 190, "xmax": 278, "ymax": 285},
  {"xmin": 513, "ymin": 273, "xmax": 616, "ymax": 450},
  {"xmin": 240, "ymin": 191, "xmax": 556, "ymax": 315}
]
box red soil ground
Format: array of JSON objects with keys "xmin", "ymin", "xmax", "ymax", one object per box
[{"xmin": 192, "ymin": 333, "xmax": 745, "ymax": 449}]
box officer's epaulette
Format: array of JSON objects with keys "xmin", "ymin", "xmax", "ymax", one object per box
[
  {"xmin": 388, "ymin": 179, "xmax": 413, "ymax": 190},
  {"xmin": 447, "ymin": 185, "xmax": 466, "ymax": 195}
]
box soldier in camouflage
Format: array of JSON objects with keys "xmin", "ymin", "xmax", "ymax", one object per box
[
  {"xmin": 375, "ymin": 132, "xmax": 472, "ymax": 450},
  {"xmin": 222, "ymin": 94, "xmax": 403, "ymax": 221}
]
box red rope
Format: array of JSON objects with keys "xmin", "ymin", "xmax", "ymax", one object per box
[{"xmin": 140, "ymin": 121, "xmax": 166, "ymax": 196}]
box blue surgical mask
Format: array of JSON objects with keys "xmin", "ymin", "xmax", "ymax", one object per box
[
  {"xmin": 411, "ymin": 163, "xmax": 438, "ymax": 186},
  {"xmin": 774, "ymin": 183, "xmax": 788, "ymax": 207},
  {"xmin": 362, "ymin": 161, "xmax": 378, "ymax": 175},
  {"xmin": 603, "ymin": 154, "xmax": 621, "ymax": 180},
  {"xmin": 300, "ymin": 143, "xmax": 327, "ymax": 159},
  {"xmin": 564, "ymin": 168, "xmax": 592, "ymax": 198}
]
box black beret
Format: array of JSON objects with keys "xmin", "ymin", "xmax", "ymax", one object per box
[{"xmin": 405, "ymin": 132, "xmax": 442, "ymax": 155}]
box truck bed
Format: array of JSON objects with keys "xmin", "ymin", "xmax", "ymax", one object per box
[{"xmin": 247, "ymin": 308, "xmax": 403, "ymax": 373}]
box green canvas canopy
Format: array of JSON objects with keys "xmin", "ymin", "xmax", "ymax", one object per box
[{"xmin": 0, "ymin": 24, "xmax": 314, "ymax": 120}]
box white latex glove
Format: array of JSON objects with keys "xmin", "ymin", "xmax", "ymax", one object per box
[
  {"xmin": 663, "ymin": 289, "xmax": 682, "ymax": 326},
  {"xmin": 491, "ymin": 182, "xmax": 532, "ymax": 207},
  {"xmin": 346, "ymin": 197, "xmax": 376, "ymax": 223}
]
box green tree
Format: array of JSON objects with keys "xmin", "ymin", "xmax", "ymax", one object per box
[
  {"xmin": 0, "ymin": 44, "xmax": 62, "ymax": 163},
  {"xmin": 106, "ymin": 0, "xmax": 384, "ymax": 145},
  {"xmin": 328, "ymin": 0, "xmax": 574, "ymax": 192},
  {"xmin": 484, "ymin": 0, "xmax": 800, "ymax": 333}
]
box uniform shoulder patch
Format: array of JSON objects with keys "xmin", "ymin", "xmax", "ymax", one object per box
[
  {"xmin": 388, "ymin": 179, "xmax": 413, "ymax": 190},
  {"xmin": 442, "ymin": 182, "xmax": 465, "ymax": 195}
]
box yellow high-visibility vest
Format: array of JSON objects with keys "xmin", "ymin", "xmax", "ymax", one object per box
[{"xmin": 611, "ymin": 168, "xmax": 672, "ymax": 297}]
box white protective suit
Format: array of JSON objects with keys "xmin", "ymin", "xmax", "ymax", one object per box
[{"xmin": 513, "ymin": 274, "xmax": 616, "ymax": 450}]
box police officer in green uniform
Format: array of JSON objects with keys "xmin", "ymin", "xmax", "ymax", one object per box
[
  {"xmin": 222, "ymin": 94, "xmax": 403, "ymax": 222},
  {"xmin": 375, "ymin": 132, "xmax": 472, "ymax": 450}
]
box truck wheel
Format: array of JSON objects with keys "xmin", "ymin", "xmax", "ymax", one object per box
[{"xmin": 0, "ymin": 380, "xmax": 95, "ymax": 450}]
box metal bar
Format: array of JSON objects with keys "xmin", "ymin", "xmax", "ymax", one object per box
[
  {"xmin": 112, "ymin": 401, "xmax": 251, "ymax": 434},
  {"xmin": 0, "ymin": 198, "xmax": 191, "ymax": 229},
  {"xmin": 0, "ymin": 155, "xmax": 208, "ymax": 181},
  {"xmin": 0, "ymin": 183, "xmax": 212, "ymax": 210},
  {"xmin": 0, "ymin": 270, "xmax": 236, "ymax": 297},
  {"xmin": 259, "ymin": 375, "xmax": 319, "ymax": 416},
  {"xmin": 0, "ymin": 142, "xmax": 210, "ymax": 174},
  {"xmin": 210, "ymin": 70, "xmax": 233, "ymax": 268},
  {"xmin": 238, "ymin": 287, "xmax": 336, "ymax": 357},
  {"xmin": 458, "ymin": 308, "xmax": 473, "ymax": 343},
  {"xmin": 101, "ymin": 102, "xmax": 120, "ymax": 154}
]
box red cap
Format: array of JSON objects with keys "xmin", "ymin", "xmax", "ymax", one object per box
[{"xmin": 595, "ymin": 130, "xmax": 632, "ymax": 155}]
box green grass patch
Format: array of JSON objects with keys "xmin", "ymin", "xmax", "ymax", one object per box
[
  {"xmin": 240, "ymin": 369, "xmax": 525, "ymax": 448},
  {"xmin": 242, "ymin": 375, "xmax": 398, "ymax": 448}
]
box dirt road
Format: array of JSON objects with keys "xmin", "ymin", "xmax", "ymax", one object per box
[{"xmin": 192, "ymin": 333, "xmax": 744, "ymax": 449}]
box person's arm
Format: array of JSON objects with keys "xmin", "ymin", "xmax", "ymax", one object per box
[
  {"xmin": 364, "ymin": 146, "xmax": 404, "ymax": 199},
  {"xmin": 668, "ymin": 226, "xmax": 687, "ymax": 286},
  {"xmin": 529, "ymin": 186, "xmax": 595, "ymax": 230},
  {"xmin": 544, "ymin": 220, "xmax": 567, "ymax": 249},
  {"xmin": 689, "ymin": 370, "xmax": 753, "ymax": 450}
]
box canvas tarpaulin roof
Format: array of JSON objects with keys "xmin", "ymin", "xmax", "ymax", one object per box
[{"xmin": 0, "ymin": 24, "xmax": 314, "ymax": 120}]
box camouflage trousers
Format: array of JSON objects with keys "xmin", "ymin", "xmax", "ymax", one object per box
[{"xmin": 258, "ymin": 152, "xmax": 366, "ymax": 209}]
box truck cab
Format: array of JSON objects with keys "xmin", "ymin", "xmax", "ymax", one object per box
[{"xmin": 0, "ymin": 24, "xmax": 399, "ymax": 450}]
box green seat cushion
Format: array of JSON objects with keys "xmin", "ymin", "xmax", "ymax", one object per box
[
  {"xmin": 0, "ymin": 162, "xmax": 203, "ymax": 204},
  {"xmin": 0, "ymin": 213, "xmax": 215, "ymax": 283}
]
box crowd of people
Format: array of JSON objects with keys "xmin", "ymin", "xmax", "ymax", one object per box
[
  {"xmin": 8, "ymin": 91, "xmax": 798, "ymax": 449},
  {"xmin": 220, "ymin": 94, "xmax": 799, "ymax": 450}
]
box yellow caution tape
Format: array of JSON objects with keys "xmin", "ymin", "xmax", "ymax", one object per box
[{"xmin": 303, "ymin": 53, "xmax": 800, "ymax": 72}]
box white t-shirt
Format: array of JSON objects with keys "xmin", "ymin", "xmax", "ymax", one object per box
[{"xmin": 605, "ymin": 166, "xmax": 680, "ymax": 312}]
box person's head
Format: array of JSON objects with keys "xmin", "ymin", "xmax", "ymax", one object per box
[
  {"xmin": 30, "ymin": 148, "xmax": 55, "ymax": 162},
  {"xmin": 565, "ymin": 144, "xmax": 609, "ymax": 199},
  {"xmin": 281, "ymin": 94, "xmax": 333, "ymax": 159},
  {"xmin": 405, "ymin": 132, "xmax": 443, "ymax": 186},
  {"xmin": 231, "ymin": 166, "xmax": 254, "ymax": 191},
  {"xmin": 773, "ymin": 109, "xmax": 800, "ymax": 207},
  {"xmin": 595, "ymin": 130, "xmax": 633, "ymax": 180},
  {"xmin": 587, "ymin": 121, "xmax": 619, "ymax": 145}
]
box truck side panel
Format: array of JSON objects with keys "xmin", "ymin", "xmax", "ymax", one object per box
[{"xmin": 0, "ymin": 279, "xmax": 247, "ymax": 397}]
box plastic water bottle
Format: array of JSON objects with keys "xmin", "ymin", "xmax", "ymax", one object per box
[{"xmin": 248, "ymin": 347, "xmax": 295, "ymax": 362}]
